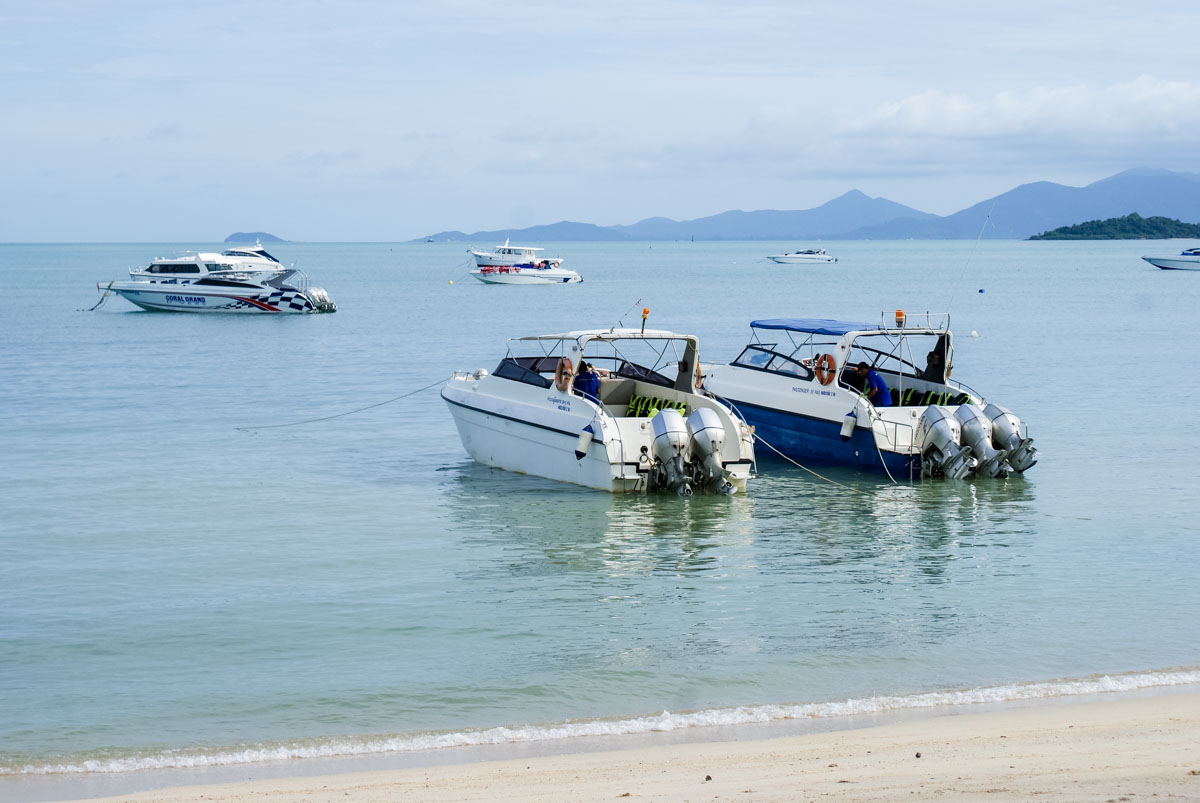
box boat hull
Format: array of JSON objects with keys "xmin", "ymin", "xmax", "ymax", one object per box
[
  {"xmin": 442, "ymin": 371, "xmax": 752, "ymax": 494},
  {"xmin": 442, "ymin": 389, "xmax": 646, "ymax": 492},
  {"xmin": 730, "ymin": 398, "xmax": 917, "ymax": 478},
  {"xmin": 767, "ymin": 254, "xmax": 837, "ymax": 264},
  {"xmin": 1143, "ymin": 256, "xmax": 1200, "ymax": 271},
  {"xmin": 109, "ymin": 284, "xmax": 330, "ymax": 313},
  {"xmin": 470, "ymin": 269, "xmax": 581, "ymax": 285}
]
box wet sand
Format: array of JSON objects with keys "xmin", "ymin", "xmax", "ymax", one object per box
[{"xmin": 54, "ymin": 692, "xmax": 1200, "ymax": 802}]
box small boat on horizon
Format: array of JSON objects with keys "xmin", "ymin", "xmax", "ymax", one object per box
[
  {"xmin": 1142, "ymin": 246, "xmax": 1200, "ymax": 271},
  {"xmin": 468, "ymin": 239, "xmax": 581, "ymax": 284},
  {"xmin": 700, "ymin": 313, "xmax": 1036, "ymax": 480},
  {"xmin": 101, "ymin": 246, "xmax": 336, "ymax": 313},
  {"xmin": 442, "ymin": 326, "xmax": 755, "ymax": 494},
  {"xmin": 767, "ymin": 249, "xmax": 837, "ymax": 264}
]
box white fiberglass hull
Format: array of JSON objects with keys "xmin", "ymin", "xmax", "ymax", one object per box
[
  {"xmin": 442, "ymin": 372, "xmax": 752, "ymax": 493},
  {"xmin": 471, "ymin": 268, "xmax": 582, "ymax": 284},
  {"xmin": 108, "ymin": 283, "xmax": 332, "ymax": 313},
  {"xmin": 768, "ymin": 254, "xmax": 837, "ymax": 264},
  {"xmin": 1143, "ymin": 256, "xmax": 1200, "ymax": 271}
]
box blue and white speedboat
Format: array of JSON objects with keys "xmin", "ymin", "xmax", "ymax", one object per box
[
  {"xmin": 1142, "ymin": 246, "xmax": 1200, "ymax": 271},
  {"xmin": 700, "ymin": 313, "xmax": 1037, "ymax": 480},
  {"xmin": 102, "ymin": 246, "xmax": 336, "ymax": 313}
]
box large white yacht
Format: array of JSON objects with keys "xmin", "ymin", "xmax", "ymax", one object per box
[
  {"xmin": 468, "ymin": 239, "xmax": 581, "ymax": 284},
  {"xmin": 1142, "ymin": 246, "xmax": 1200, "ymax": 271},
  {"xmin": 101, "ymin": 246, "xmax": 336, "ymax": 313},
  {"xmin": 443, "ymin": 327, "xmax": 755, "ymax": 494},
  {"xmin": 700, "ymin": 313, "xmax": 1036, "ymax": 480},
  {"xmin": 767, "ymin": 249, "xmax": 837, "ymax": 264}
]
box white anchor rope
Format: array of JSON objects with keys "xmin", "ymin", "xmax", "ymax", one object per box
[{"xmin": 235, "ymin": 377, "xmax": 448, "ymax": 431}]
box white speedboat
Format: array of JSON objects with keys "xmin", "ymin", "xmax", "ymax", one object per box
[
  {"xmin": 443, "ymin": 327, "xmax": 755, "ymax": 494},
  {"xmin": 1142, "ymin": 246, "xmax": 1200, "ymax": 271},
  {"xmin": 102, "ymin": 246, "xmax": 336, "ymax": 313},
  {"xmin": 468, "ymin": 239, "xmax": 580, "ymax": 284},
  {"xmin": 700, "ymin": 313, "xmax": 1036, "ymax": 480},
  {"xmin": 767, "ymin": 249, "xmax": 837, "ymax": 264}
]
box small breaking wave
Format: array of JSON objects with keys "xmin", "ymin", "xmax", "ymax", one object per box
[{"xmin": 7, "ymin": 667, "xmax": 1199, "ymax": 776}]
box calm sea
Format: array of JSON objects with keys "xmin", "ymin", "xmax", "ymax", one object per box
[{"xmin": 2, "ymin": 240, "xmax": 1199, "ymax": 801}]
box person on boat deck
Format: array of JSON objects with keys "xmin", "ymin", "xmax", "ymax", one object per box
[
  {"xmin": 572, "ymin": 362, "xmax": 605, "ymax": 402},
  {"xmin": 853, "ymin": 361, "xmax": 892, "ymax": 407},
  {"xmin": 921, "ymin": 334, "xmax": 952, "ymax": 381},
  {"xmin": 921, "ymin": 349, "xmax": 946, "ymax": 382}
]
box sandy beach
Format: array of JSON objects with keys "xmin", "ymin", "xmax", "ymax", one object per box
[{"xmin": 55, "ymin": 692, "xmax": 1200, "ymax": 802}]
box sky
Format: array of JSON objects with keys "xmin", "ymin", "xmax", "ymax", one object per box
[{"xmin": 2, "ymin": 0, "xmax": 1198, "ymax": 241}]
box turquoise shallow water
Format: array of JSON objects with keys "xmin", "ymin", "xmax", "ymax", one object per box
[{"xmin": 2, "ymin": 240, "xmax": 1199, "ymax": 799}]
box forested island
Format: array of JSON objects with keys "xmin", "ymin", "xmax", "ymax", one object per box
[
  {"xmin": 225, "ymin": 231, "xmax": 285, "ymax": 243},
  {"xmin": 1029, "ymin": 213, "xmax": 1200, "ymax": 240}
]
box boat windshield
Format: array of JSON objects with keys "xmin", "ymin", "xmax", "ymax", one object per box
[
  {"xmin": 223, "ymin": 248, "xmax": 280, "ymax": 263},
  {"xmin": 742, "ymin": 322, "xmax": 956, "ymax": 387},
  {"xmin": 507, "ymin": 334, "xmax": 692, "ymax": 390},
  {"xmin": 844, "ymin": 331, "xmax": 954, "ymax": 386}
]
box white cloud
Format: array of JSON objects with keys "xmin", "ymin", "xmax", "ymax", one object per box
[{"xmin": 848, "ymin": 77, "xmax": 1200, "ymax": 141}]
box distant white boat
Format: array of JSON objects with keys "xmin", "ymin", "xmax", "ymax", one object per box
[
  {"xmin": 468, "ymin": 239, "xmax": 581, "ymax": 284},
  {"xmin": 1142, "ymin": 246, "xmax": 1200, "ymax": 271},
  {"xmin": 767, "ymin": 249, "xmax": 837, "ymax": 264}
]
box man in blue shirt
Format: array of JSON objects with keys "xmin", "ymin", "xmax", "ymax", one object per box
[
  {"xmin": 852, "ymin": 361, "xmax": 891, "ymax": 407},
  {"xmin": 573, "ymin": 362, "xmax": 602, "ymax": 402}
]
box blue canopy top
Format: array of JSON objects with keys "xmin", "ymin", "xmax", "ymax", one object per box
[{"xmin": 751, "ymin": 318, "xmax": 879, "ymax": 336}]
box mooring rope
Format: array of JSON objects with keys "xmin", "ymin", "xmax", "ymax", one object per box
[
  {"xmin": 706, "ymin": 390, "xmax": 873, "ymax": 494},
  {"xmin": 80, "ymin": 283, "xmax": 113, "ymax": 312},
  {"xmin": 236, "ymin": 377, "xmax": 448, "ymax": 431}
]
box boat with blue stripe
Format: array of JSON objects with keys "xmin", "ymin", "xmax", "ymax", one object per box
[{"xmin": 700, "ymin": 313, "xmax": 1037, "ymax": 480}]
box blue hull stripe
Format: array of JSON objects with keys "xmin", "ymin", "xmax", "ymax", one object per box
[{"xmin": 727, "ymin": 398, "xmax": 917, "ymax": 477}]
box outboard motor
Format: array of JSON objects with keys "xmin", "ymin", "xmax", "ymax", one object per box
[
  {"xmin": 686, "ymin": 408, "xmax": 736, "ymax": 494},
  {"xmin": 306, "ymin": 286, "xmax": 337, "ymax": 313},
  {"xmin": 915, "ymin": 406, "xmax": 975, "ymax": 479},
  {"xmin": 652, "ymin": 408, "xmax": 692, "ymax": 495},
  {"xmin": 983, "ymin": 403, "xmax": 1038, "ymax": 473},
  {"xmin": 953, "ymin": 404, "xmax": 1009, "ymax": 478}
]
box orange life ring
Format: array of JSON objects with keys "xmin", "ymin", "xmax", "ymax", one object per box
[
  {"xmin": 554, "ymin": 357, "xmax": 573, "ymax": 392},
  {"xmin": 815, "ymin": 353, "xmax": 836, "ymax": 385}
]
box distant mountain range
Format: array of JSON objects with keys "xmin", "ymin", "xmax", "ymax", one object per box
[{"xmin": 419, "ymin": 168, "xmax": 1200, "ymax": 242}]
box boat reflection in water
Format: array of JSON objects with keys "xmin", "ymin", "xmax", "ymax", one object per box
[{"xmin": 440, "ymin": 459, "xmax": 1035, "ymax": 589}]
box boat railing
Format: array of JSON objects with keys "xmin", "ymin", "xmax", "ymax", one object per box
[
  {"xmin": 881, "ymin": 311, "xmax": 950, "ymax": 331},
  {"xmin": 872, "ymin": 416, "xmax": 918, "ymax": 454}
]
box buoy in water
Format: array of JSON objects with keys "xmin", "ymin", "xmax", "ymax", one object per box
[{"xmin": 971, "ymin": 331, "xmax": 979, "ymax": 338}]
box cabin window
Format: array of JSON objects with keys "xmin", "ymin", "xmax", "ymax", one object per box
[
  {"xmin": 151, "ymin": 264, "xmax": 199, "ymax": 274},
  {"xmin": 769, "ymin": 356, "xmax": 807, "ymax": 377},
  {"xmin": 733, "ymin": 346, "xmax": 774, "ymax": 369},
  {"xmin": 494, "ymin": 357, "xmax": 552, "ymax": 389}
]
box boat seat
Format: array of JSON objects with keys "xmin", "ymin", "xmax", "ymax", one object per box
[
  {"xmin": 890, "ymin": 388, "xmax": 973, "ymax": 407},
  {"xmin": 626, "ymin": 394, "xmax": 687, "ymax": 417}
]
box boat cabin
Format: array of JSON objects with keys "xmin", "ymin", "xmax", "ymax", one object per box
[
  {"xmin": 494, "ymin": 329, "xmax": 704, "ymax": 415},
  {"xmin": 734, "ymin": 314, "xmax": 974, "ymax": 408}
]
